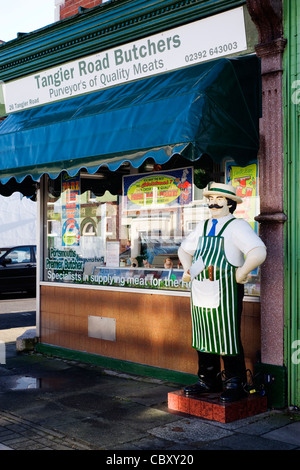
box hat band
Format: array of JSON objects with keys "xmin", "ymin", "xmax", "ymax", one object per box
[{"xmin": 207, "ymin": 187, "xmax": 237, "ymax": 197}]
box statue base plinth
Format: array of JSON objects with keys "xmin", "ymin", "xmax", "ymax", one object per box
[{"xmin": 168, "ymin": 390, "xmax": 267, "ymax": 423}]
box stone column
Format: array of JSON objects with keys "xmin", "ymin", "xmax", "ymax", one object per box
[{"xmin": 246, "ymin": 0, "xmax": 286, "ymax": 365}]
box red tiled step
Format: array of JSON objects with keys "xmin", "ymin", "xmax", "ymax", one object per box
[{"xmin": 168, "ymin": 390, "xmax": 268, "ymax": 423}]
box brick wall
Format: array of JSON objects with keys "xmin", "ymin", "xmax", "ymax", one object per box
[{"xmin": 59, "ymin": 0, "xmax": 106, "ymax": 20}]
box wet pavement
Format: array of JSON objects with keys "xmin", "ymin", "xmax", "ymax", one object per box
[{"xmin": 0, "ymin": 333, "xmax": 300, "ymax": 453}]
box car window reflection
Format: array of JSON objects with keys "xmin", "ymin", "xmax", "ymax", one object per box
[{"xmin": 5, "ymin": 248, "xmax": 31, "ymax": 264}]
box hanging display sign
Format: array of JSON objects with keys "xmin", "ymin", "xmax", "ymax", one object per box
[
  {"xmin": 226, "ymin": 161, "xmax": 261, "ymax": 296},
  {"xmin": 225, "ymin": 161, "xmax": 258, "ymax": 230},
  {"xmin": 61, "ymin": 173, "xmax": 81, "ymax": 246},
  {"xmin": 1, "ymin": 7, "xmax": 247, "ymax": 115},
  {"xmin": 123, "ymin": 167, "xmax": 193, "ymax": 212}
]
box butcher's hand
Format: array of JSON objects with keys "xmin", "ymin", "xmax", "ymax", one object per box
[
  {"xmin": 182, "ymin": 270, "xmax": 191, "ymax": 283},
  {"xmin": 235, "ymin": 267, "xmax": 249, "ymax": 284}
]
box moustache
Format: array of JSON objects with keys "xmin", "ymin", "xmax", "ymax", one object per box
[{"xmin": 208, "ymin": 204, "xmax": 223, "ymax": 209}]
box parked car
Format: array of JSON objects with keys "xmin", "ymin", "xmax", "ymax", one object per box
[{"xmin": 0, "ymin": 245, "xmax": 36, "ymax": 294}]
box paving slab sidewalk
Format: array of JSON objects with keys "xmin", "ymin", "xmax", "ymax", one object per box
[{"xmin": 0, "ymin": 340, "xmax": 299, "ymax": 451}]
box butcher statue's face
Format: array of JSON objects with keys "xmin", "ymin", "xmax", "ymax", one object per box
[{"xmin": 207, "ymin": 195, "xmax": 230, "ymax": 219}]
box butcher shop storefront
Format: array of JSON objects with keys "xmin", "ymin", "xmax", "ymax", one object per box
[{"xmin": 0, "ymin": 1, "xmax": 265, "ymax": 386}]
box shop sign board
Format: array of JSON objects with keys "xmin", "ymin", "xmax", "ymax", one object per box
[{"xmin": 1, "ymin": 7, "xmax": 247, "ymax": 115}]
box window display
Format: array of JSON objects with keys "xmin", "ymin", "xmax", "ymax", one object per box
[{"xmin": 44, "ymin": 158, "xmax": 261, "ymax": 296}]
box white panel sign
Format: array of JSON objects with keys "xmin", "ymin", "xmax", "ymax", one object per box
[
  {"xmin": 2, "ymin": 7, "xmax": 247, "ymax": 114},
  {"xmin": 88, "ymin": 316, "xmax": 116, "ymax": 341}
]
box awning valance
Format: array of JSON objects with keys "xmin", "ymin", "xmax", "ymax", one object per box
[{"xmin": 0, "ymin": 55, "xmax": 260, "ymax": 185}]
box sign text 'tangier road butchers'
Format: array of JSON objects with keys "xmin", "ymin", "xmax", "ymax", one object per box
[{"xmin": 2, "ymin": 7, "xmax": 247, "ymax": 114}]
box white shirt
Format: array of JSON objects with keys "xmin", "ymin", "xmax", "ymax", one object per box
[{"xmin": 180, "ymin": 214, "xmax": 266, "ymax": 267}]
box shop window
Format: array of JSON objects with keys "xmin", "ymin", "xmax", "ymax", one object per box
[{"xmin": 44, "ymin": 156, "xmax": 261, "ymax": 296}]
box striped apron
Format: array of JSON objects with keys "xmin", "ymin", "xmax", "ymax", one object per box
[{"xmin": 191, "ymin": 218, "xmax": 239, "ymax": 356}]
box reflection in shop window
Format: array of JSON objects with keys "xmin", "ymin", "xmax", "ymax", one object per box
[
  {"xmin": 45, "ymin": 164, "xmax": 209, "ymax": 291},
  {"xmin": 82, "ymin": 219, "xmax": 96, "ymax": 236}
]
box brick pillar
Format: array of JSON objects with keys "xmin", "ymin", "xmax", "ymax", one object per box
[{"xmin": 246, "ymin": 0, "xmax": 286, "ymax": 365}]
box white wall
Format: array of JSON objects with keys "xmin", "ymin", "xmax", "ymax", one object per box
[{"xmin": 0, "ymin": 194, "xmax": 37, "ymax": 246}]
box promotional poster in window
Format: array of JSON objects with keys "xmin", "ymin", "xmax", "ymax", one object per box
[{"xmin": 123, "ymin": 167, "xmax": 193, "ymax": 212}]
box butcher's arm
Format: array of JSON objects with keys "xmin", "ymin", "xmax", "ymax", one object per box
[
  {"xmin": 178, "ymin": 246, "xmax": 193, "ymax": 282},
  {"xmin": 235, "ymin": 246, "xmax": 267, "ymax": 284}
]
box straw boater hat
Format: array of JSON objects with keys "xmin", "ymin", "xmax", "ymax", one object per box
[{"xmin": 203, "ymin": 182, "xmax": 243, "ymax": 204}]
